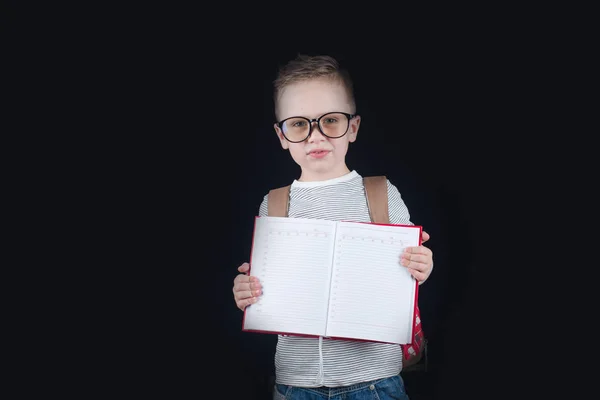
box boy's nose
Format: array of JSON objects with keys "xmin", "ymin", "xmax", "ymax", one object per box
[{"xmin": 308, "ymin": 122, "xmax": 326, "ymax": 142}]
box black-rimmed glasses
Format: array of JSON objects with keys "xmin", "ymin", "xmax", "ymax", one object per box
[{"xmin": 276, "ymin": 112, "xmax": 356, "ymax": 143}]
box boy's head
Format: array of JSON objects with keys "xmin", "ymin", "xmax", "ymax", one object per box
[{"xmin": 273, "ymin": 54, "xmax": 361, "ymax": 182}]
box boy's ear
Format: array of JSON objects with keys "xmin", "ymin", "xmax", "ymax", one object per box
[
  {"xmin": 348, "ymin": 115, "xmax": 361, "ymax": 143},
  {"xmin": 274, "ymin": 124, "xmax": 289, "ymax": 150}
]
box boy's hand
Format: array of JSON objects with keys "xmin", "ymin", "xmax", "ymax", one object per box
[
  {"xmin": 232, "ymin": 262, "xmax": 262, "ymax": 311},
  {"xmin": 401, "ymin": 231, "xmax": 433, "ymax": 284}
]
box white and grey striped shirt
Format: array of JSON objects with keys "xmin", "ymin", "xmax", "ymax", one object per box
[{"xmin": 258, "ymin": 170, "xmax": 413, "ymax": 388}]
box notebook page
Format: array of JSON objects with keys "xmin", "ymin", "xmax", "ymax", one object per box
[
  {"xmin": 324, "ymin": 222, "xmax": 420, "ymax": 344},
  {"xmin": 243, "ymin": 216, "xmax": 337, "ymax": 337}
]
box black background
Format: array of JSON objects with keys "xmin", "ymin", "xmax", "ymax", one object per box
[
  {"xmin": 103, "ymin": 40, "xmax": 529, "ymax": 399},
  {"xmin": 6, "ymin": 6, "xmax": 574, "ymax": 398},
  {"xmin": 102, "ymin": 42, "xmax": 533, "ymax": 399}
]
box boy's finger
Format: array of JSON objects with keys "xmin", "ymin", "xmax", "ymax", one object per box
[
  {"xmin": 234, "ymin": 273, "xmax": 252, "ymax": 286},
  {"xmin": 247, "ymin": 281, "xmax": 262, "ymax": 292},
  {"xmin": 409, "ymin": 269, "xmax": 427, "ymax": 282},
  {"xmin": 404, "ymin": 246, "xmax": 431, "ymax": 256},
  {"xmin": 238, "ymin": 262, "xmax": 250, "ymax": 272},
  {"xmin": 401, "ymin": 253, "xmax": 428, "ymax": 265},
  {"xmin": 404, "ymin": 260, "xmax": 427, "ymax": 272},
  {"xmin": 404, "ymin": 246, "xmax": 422, "ymax": 255},
  {"xmin": 240, "ymin": 297, "xmax": 257, "ymax": 310},
  {"xmin": 421, "ymin": 231, "xmax": 430, "ymax": 243}
]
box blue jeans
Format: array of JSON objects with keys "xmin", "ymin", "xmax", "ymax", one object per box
[{"xmin": 273, "ymin": 375, "xmax": 409, "ymax": 400}]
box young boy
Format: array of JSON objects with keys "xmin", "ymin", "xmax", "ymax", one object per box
[{"xmin": 232, "ymin": 54, "xmax": 434, "ymax": 400}]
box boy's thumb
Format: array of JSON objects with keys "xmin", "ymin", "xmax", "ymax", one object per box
[
  {"xmin": 421, "ymin": 231, "xmax": 430, "ymax": 244},
  {"xmin": 238, "ymin": 262, "xmax": 250, "ymax": 271}
]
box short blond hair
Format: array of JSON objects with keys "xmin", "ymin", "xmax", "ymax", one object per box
[{"xmin": 273, "ymin": 54, "xmax": 356, "ymax": 120}]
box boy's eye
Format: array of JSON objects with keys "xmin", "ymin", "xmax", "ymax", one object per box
[
  {"xmin": 323, "ymin": 118, "xmax": 339, "ymax": 124},
  {"xmin": 291, "ymin": 121, "xmax": 307, "ymax": 128}
]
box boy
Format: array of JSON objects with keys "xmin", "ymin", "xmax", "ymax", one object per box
[{"xmin": 232, "ymin": 54, "xmax": 434, "ymax": 400}]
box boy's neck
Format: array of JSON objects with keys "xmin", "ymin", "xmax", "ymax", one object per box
[{"xmin": 297, "ymin": 166, "xmax": 352, "ymax": 182}]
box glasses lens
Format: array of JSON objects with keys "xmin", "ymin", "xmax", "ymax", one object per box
[
  {"xmin": 319, "ymin": 113, "xmax": 350, "ymax": 138},
  {"xmin": 282, "ymin": 117, "xmax": 310, "ymax": 142}
]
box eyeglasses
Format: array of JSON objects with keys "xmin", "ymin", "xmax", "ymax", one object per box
[{"xmin": 276, "ymin": 112, "xmax": 356, "ymax": 143}]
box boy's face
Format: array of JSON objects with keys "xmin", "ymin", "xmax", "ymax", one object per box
[{"xmin": 274, "ymin": 78, "xmax": 361, "ymax": 182}]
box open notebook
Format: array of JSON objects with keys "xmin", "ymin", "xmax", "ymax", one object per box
[{"xmin": 242, "ymin": 216, "xmax": 421, "ymax": 345}]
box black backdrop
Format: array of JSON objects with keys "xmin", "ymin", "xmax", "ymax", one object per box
[
  {"xmin": 101, "ymin": 45, "xmax": 515, "ymax": 399},
  {"xmin": 4, "ymin": 4, "xmax": 581, "ymax": 397},
  {"xmin": 59, "ymin": 29, "xmax": 550, "ymax": 399}
]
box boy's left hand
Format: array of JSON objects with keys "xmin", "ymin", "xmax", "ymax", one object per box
[{"xmin": 401, "ymin": 231, "xmax": 433, "ymax": 284}]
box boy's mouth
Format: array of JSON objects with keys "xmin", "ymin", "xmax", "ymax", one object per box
[{"xmin": 308, "ymin": 149, "xmax": 331, "ymax": 158}]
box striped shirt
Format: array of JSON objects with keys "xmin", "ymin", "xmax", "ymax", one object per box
[{"xmin": 258, "ymin": 170, "xmax": 413, "ymax": 388}]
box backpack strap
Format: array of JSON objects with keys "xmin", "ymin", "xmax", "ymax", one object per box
[
  {"xmin": 363, "ymin": 176, "xmax": 389, "ymax": 224},
  {"xmin": 267, "ymin": 185, "xmax": 291, "ymax": 217}
]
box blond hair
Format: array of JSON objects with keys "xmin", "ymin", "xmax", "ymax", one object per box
[{"xmin": 273, "ymin": 54, "xmax": 356, "ymax": 119}]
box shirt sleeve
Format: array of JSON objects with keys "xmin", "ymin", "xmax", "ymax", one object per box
[{"xmin": 258, "ymin": 194, "xmax": 268, "ymax": 217}]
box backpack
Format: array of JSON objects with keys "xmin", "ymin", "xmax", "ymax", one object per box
[{"xmin": 266, "ymin": 175, "xmax": 427, "ymax": 371}]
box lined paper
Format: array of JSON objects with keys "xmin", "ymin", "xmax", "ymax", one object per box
[
  {"xmin": 243, "ymin": 217, "xmax": 337, "ymax": 336},
  {"xmin": 325, "ymin": 222, "xmax": 420, "ymax": 344}
]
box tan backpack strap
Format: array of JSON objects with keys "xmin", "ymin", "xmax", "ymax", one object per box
[
  {"xmin": 267, "ymin": 185, "xmax": 291, "ymax": 217},
  {"xmin": 363, "ymin": 176, "xmax": 390, "ymax": 224}
]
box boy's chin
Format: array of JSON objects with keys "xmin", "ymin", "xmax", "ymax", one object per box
[{"xmin": 304, "ymin": 163, "xmax": 332, "ymax": 173}]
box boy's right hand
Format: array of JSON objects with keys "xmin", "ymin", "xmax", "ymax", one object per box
[{"xmin": 232, "ymin": 262, "xmax": 262, "ymax": 311}]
